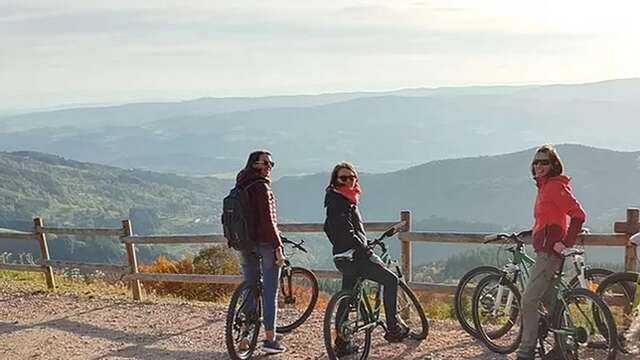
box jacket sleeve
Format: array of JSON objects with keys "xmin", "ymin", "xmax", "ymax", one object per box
[
  {"xmin": 550, "ymin": 182, "xmax": 586, "ymax": 247},
  {"xmin": 326, "ymin": 202, "xmax": 370, "ymax": 254},
  {"xmin": 251, "ymin": 182, "xmax": 282, "ymax": 249}
]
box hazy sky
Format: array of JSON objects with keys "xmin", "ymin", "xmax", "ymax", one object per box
[{"xmin": 1, "ymin": 0, "xmax": 639, "ymax": 111}]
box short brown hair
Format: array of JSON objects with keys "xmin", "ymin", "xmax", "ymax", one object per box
[
  {"xmin": 531, "ymin": 144, "xmax": 563, "ymax": 177},
  {"xmin": 328, "ymin": 161, "xmax": 359, "ymax": 189}
]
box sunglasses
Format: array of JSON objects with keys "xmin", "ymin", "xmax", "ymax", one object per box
[
  {"xmin": 338, "ymin": 175, "xmax": 357, "ymax": 182},
  {"xmin": 532, "ymin": 159, "xmax": 551, "ymax": 166},
  {"xmin": 255, "ymin": 160, "xmax": 275, "ymax": 168}
]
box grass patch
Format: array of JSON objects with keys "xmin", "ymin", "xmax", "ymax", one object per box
[{"xmin": 0, "ymin": 269, "xmax": 130, "ymax": 299}]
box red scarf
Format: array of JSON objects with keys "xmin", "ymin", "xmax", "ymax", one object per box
[{"xmin": 334, "ymin": 184, "xmax": 362, "ymax": 205}]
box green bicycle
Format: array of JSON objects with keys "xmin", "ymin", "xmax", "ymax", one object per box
[
  {"xmin": 323, "ymin": 223, "xmax": 429, "ymax": 360},
  {"xmin": 456, "ymin": 230, "xmax": 612, "ymax": 339},
  {"xmin": 472, "ymin": 247, "xmax": 618, "ymax": 359}
]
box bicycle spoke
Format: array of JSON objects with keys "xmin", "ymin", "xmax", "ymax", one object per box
[
  {"xmin": 226, "ymin": 283, "xmax": 261, "ymax": 360},
  {"xmin": 554, "ymin": 290, "xmax": 616, "ymax": 359},
  {"xmin": 324, "ymin": 291, "xmax": 371, "ymax": 360},
  {"xmin": 472, "ymin": 274, "xmax": 522, "ymax": 354}
]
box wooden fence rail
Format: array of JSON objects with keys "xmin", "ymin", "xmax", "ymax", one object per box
[{"xmin": 0, "ymin": 208, "xmax": 638, "ymax": 300}]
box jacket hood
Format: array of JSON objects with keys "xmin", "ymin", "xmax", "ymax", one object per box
[{"xmin": 236, "ymin": 168, "xmax": 270, "ymax": 188}]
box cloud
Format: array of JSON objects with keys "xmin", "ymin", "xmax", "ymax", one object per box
[{"xmin": 0, "ymin": 1, "xmax": 638, "ymax": 111}]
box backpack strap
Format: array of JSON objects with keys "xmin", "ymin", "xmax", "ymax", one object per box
[{"xmin": 239, "ymin": 178, "xmax": 267, "ymax": 191}]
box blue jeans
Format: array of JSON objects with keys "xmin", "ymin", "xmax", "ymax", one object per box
[{"xmin": 239, "ymin": 244, "xmax": 281, "ymax": 331}]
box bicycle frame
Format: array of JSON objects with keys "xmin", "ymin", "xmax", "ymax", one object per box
[
  {"xmin": 341, "ymin": 228, "xmax": 406, "ymax": 335},
  {"xmin": 492, "ymin": 240, "xmax": 598, "ymax": 317},
  {"xmin": 346, "ymin": 277, "xmax": 384, "ymax": 334},
  {"xmin": 543, "ymin": 254, "xmax": 596, "ymax": 340},
  {"xmin": 491, "ymin": 241, "xmax": 534, "ymax": 316}
]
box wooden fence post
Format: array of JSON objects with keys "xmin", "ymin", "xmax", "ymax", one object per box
[
  {"xmin": 614, "ymin": 208, "xmax": 639, "ymax": 272},
  {"xmin": 400, "ymin": 211, "xmax": 412, "ymax": 282},
  {"xmin": 625, "ymin": 209, "xmax": 638, "ymax": 273},
  {"xmin": 122, "ymin": 220, "xmax": 142, "ymax": 301},
  {"xmin": 33, "ymin": 217, "xmax": 55, "ymax": 289}
]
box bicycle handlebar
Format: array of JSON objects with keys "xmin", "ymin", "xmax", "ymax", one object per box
[
  {"xmin": 367, "ymin": 221, "xmax": 407, "ymax": 251},
  {"xmin": 281, "ymin": 236, "xmax": 308, "ymax": 253},
  {"xmin": 483, "ymin": 229, "xmax": 531, "ymax": 244},
  {"xmin": 483, "ymin": 228, "xmax": 590, "ymax": 245}
]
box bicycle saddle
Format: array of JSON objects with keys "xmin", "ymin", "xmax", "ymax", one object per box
[{"xmin": 560, "ymin": 247, "xmax": 584, "ymax": 257}]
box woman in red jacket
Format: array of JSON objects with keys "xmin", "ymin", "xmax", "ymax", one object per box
[
  {"xmin": 516, "ymin": 144, "xmax": 586, "ymax": 360},
  {"xmin": 235, "ymin": 150, "xmax": 286, "ymax": 354}
]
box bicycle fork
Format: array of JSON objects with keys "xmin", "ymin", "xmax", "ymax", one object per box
[
  {"xmin": 492, "ymin": 267, "xmax": 518, "ymax": 316},
  {"xmin": 492, "ymin": 285, "xmax": 516, "ymax": 316}
]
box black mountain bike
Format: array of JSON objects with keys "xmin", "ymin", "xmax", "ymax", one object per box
[{"xmin": 225, "ymin": 238, "xmax": 319, "ymax": 360}]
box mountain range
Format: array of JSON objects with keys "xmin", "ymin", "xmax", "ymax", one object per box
[
  {"xmin": 1, "ymin": 144, "xmax": 638, "ymax": 265},
  {"xmin": 1, "ymin": 78, "xmax": 638, "ymax": 176}
]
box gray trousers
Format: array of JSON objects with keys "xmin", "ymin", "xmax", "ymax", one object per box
[{"xmin": 516, "ymin": 253, "xmax": 562, "ymax": 359}]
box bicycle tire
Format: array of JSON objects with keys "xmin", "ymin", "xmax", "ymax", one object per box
[
  {"xmin": 276, "ymin": 267, "xmax": 319, "ymax": 333},
  {"xmin": 225, "ymin": 281, "xmax": 262, "ymax": 360},
  {"xmin": 454, "ymin": 265, "xmax": 502, "ymax": 338},
  {"xmin": 397, "ymin": 280, "xmax": 429, "ymax": 340},
  {"xmin": 595, "ymin": 271, "xmax": 638, "ymax": 353},
  {"xmin": 472, "ymin": 273, "xmax": 522, "ymax": 354},
  {"xmin": 552, "ymin": 288, "xmax": 618, "ymax": 360},
  {"xmin": 323, "ymin": 289, "xmax": 372, "ymax": 360}
]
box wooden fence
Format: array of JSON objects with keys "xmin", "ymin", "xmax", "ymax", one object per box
[{"xmin": 0, "ymin": 208, "xmax": 638, "ymax": 301}]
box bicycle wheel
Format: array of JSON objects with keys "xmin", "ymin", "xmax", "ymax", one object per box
[
  {"xmin": 324, "ymin": 289, "xmax": 372, "ymax": 360},
  {"xmin": 276, "ymin": 267, "xmax": 319, "ymax": 333},
  {"xmin": 397, "ymin": 281, "xmax": 429, "ymax": 340},
  {"xmin": 225, "ymin": 281, "xmax": 262, "ymax": 360},
  {"xmin": 454, "ymin": 266, "xmax": 501, "ymax": 338},
  {"xmin": 472, "ymin": 273, "xmax": 522, "ymax": 354},
  {"xmin": 568, "ymin": 267, "xmax": 613, "ymax": 291},
  {"xmin": 552, "ymin": 288, "xmax": 618, "ymax": 360},
  {"xmin": 596, "ymin": 271, "xmax": 637, "ymax": 353}
]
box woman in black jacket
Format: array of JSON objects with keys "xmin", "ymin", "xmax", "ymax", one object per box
[{"xmin": 324, "ymin": 162, "xmax": 408, "ymax": 351}]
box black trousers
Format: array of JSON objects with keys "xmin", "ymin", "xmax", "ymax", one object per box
[{"xmin": 335, "ymin": 257, "xmax": 400, "ymax": 331}]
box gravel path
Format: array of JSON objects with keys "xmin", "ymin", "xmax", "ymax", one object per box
[{"xmin": 0, "ymin": 291, "xmax": 626, "ymax": 359}]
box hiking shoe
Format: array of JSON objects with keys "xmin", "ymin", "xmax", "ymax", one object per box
[
  {"xmin": 384, "ymin": 324, "xmax": 410, "ymax": 343},
  {"xmin": 262, "ymin": 339, "xmax": 286, "ymax": 354}
]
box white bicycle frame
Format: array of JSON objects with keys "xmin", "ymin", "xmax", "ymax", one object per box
[{"xmin": 491, "ymin": 250, "xmax": 591, "ymax": 316}]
